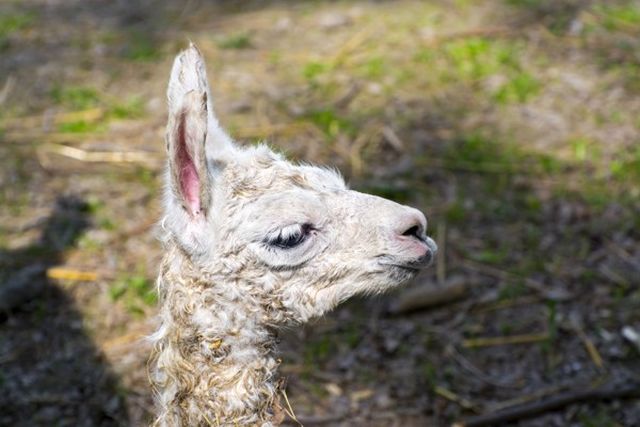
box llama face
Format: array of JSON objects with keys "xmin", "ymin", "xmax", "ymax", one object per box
[{"xmin": 163, "ymin": 45, "xmax": 436, "ymax": 322}]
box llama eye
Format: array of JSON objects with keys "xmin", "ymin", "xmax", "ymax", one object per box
[{"xmin": 265, "ymin": 223, "xmax": 313, "ymax": 249}]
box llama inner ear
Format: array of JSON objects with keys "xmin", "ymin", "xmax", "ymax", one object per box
[{"xmin": 168, "ymin": 90, "xmax": 210, "ymax": 217}]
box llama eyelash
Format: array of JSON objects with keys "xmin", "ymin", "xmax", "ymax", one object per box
[{"xmin": 264, "ymin": 223, "xmax": 314, "ymax": 249}]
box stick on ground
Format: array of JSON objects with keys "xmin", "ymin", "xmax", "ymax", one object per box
[{"xmin": 455, "ymin": 382, "xmax": 640, "ymax": 427}]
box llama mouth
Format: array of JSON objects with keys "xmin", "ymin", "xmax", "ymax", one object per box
[{"xmin": 381, "ymin": 263, "xmax": 422, "ymax": 273}]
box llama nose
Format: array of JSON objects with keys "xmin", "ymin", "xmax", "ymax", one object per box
[{"xmin": 395, "ymin": 208, "xmax": 427, "ymax": 239}]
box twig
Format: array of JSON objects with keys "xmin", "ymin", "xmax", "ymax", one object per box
[
  {"xmin": 436, "ymin": 221, "xmax": 446, "ymax": 285},
  {"xmin": 434, "ymin": 386, "xmax": 479, "ymax": 411},
  {"xmin": 455, "ymin": 382, "xmax": 640, "ymax": 427},
  {"xmin": 4, "ymin": 130, "xmax": 95, "ymax": 144},
  {"xmin": 389, "ymin": 275, "xmax": 471, "ymax": 314},
  {"xmin": 46, "ymin": 267, "xmax": 99, "ymax": 282},
  {"xmin": 446, "ymin": 344, "xmax": 523, "ymax": 389},
  {"xmin": 39, "ymin": 143, "xmax": 161, "ymax": 165},
  {"xmin": 472, "ymin": 295, "xmax": 541, "ymax": 314},
  {"xmin": 281, "ymin": 388, "xmax": 303, "ymax": 426},
  {"xmin": 622, "ymin": 326, "xmax": 640, "ymax": 353},
  {"xmin": 381, "ymin": 126, "xmax": 404, "ymax": 152},
  {"xmin": 490, "ymin": 383, "xmax": 568, "ymax": 412},
  {"xmin": 333, "ymin": 82, "xmax": 362, "ymax": 109},
  {"xmin": 286, "ymin": 413, "xmax": 347, "ymax": 425},
  {"xmin": 0, "ymin": 75, "xmax": 15, "ymax": 106},
  {"xmin": 607, "ymin": 239, "xmax": 640, "ymax": 272},
  {"xmin": 331, "ymin": 28, "xmax": 371, "ymax": 67},
  {"xmin": 423, "ymin": 26, "xmax": 516, "ymax": 46},
  {"xmin": 462, "ymin": 332, "xmax": 549, "ymax": 349},
  {"xmin": 2, "ymin": 108, "xmax": 104, "ymax": 129},
  {"xmin": 570, "ymin": 316, "xmax": 604, "ymax": 370},
  {"xmin": 461, "ymin": 259, "xmax": 572, "ymax": 302}
]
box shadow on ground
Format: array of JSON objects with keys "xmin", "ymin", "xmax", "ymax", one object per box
[{"xmin": 0, "ymin": 196, "xmax": 129, "ymax": 426}]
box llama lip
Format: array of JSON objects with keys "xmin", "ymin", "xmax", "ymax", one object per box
[
  {"xmin": 378, "ymin": 249, "xmax": 435, "ymax": 271},
  {"xmin": 394, "ymin": 235, "xmax": 437, "ymax": 268}
]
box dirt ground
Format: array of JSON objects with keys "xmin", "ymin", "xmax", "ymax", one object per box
[{"xmin": 1, "ymin": 0, "xmax": 639, "ymax": 426}]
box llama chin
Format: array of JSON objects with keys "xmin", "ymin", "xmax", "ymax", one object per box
[{"xmin": 150, "ymin": 44, "xmax": 436, "ymax": 426}]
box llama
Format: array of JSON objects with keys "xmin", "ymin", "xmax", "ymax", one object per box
[{"xmin": 150, "ymin": 44, "xmax": 437, "ymax": 426}]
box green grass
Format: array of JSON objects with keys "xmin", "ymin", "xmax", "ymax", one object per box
[
  {"xmin": 57, "ymin": 120, "xmax": 106, "ymax": 133},
  {"xmin": 303, "ymin": 335, "xmax": 334, "ymax": 367},
  {"xmin": 444, "ymin": 201, "xmax": 466, "ymax": 224},
  {"xmin": 420, "ymin": 360, "xmax": 438, "ymax": 389},
  {"xmin": 578, "ymin": 406, "xmax": 622, "ymax": 427},
  {"xmin": 443, "ymin": 38, "xmax": 517, "ymax": 80},
  {"xmin": 108, "ymin": 97, "xmax": 145, "ymax": 120},
  {"xmin": 305, "ymin": 109, "xmax": 356, "ymax": 138},
  {"xmin": 359, "ymin": 57, "xmax": 386, "ymax": 80},
  {"xmin": 50, "ymin": 86, "xmax": 146, "ymax": 132},
  {"xmin": 471, "ymin": 248, "xmax": 509, "ymax": 264},
  {"xmin": 505, "ymin": 0, "xmax": 543, "ymax": 7},
  {"xmin": 412, "ymin": 37, "xmax": 542, "ymax": 104},
  {"xmin": 443, "ymin": 134, "xmax": 523, "ymax": 173},
  {"xmin": 0, "ymin": 12, "xmax": 34, "ymax": 50},
  {"xmin": 611, "ymin": 145, "xmax": 640, "ymax": 181},
  {"xmin": 363, "ymin": 184, "xmax": 412, "ymax": 204},
  {"xmin": 595, "ymin": 3, "xmax": 640, "ymax": 31},
  {"xmin": 302, "ymin": 60, "xmax": 332, "ymax": 81},
  {"xmin": 440, "ymin": 38, "xmax": 540, "ymax": 103},
  {"xmin": 51, "ymin": 86, "xmax": 101, "ymax": 110},
  {"xmin": 109, "ymin": 275, "xmax": 157, "ymax": 316},
  {"xmin": 493, "ymin": 71, "xmax": 540, "ymax": 103},
  {"xmin": 217, "ymin": 33, "xmax": 252, "ymax": 49},
  {"xmin": 123, "ymin": 32, "xmax": 161, "ymax": 61}
]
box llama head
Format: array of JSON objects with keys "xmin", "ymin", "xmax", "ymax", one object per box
[{"xmin": 162, "ymin": 45, "xmax": 437, "ymax": 323}]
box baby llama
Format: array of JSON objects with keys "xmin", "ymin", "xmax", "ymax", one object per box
[{"xmin": 150, "ymin": 44, "xmax": 437, "ymax": 426}]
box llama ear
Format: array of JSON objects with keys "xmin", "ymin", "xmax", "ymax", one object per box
[{"xmin": 166, "ymin": 44, "xmax": 218, "ymax": 217}]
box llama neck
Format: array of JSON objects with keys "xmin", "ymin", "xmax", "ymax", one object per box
[{"xmin": 152, "ymin": 249, "xmax": 283, "ymax": 426}]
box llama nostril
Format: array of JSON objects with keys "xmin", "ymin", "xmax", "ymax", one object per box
[{"xmin": 395, "ymin": 209, "xmax": 427, "ymax": 239}]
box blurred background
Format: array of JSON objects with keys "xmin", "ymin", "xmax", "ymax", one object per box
[{"xmin": 1, "ymin": 0, "xmax": 639, "ymax": 426}]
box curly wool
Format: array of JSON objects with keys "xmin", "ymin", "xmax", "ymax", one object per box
[{"xmin": 150, "ymin": 244, "xmax": 287, "ymax": 427}]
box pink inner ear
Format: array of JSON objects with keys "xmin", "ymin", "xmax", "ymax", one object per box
[{"xmin": 177, "ymin": 121, "xmax": 201, "ymax": 215}]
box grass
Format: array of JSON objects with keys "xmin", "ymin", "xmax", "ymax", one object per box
[
  {"xmin": 50, "ymin": 86, "xmax": 146, "ymax": 133},
  {"xmin": 51, "ymin": 86, "xmax": 101, "ymax": 110},
  {"xmin": 439, "ymin": 37, "xmax": 540, "ymax": 103},
  {"xmin": 217, "ymin": 33, "xmax": 252, "ymax": 49},
  {"xmin": 578, "ymin": 406, "xmax": 623, "ymax": 427},
  {"xmin": 358, "ymin": 57, "xmax": 386, "ymax": 80},
  {"xmin": 363, "ymin": 184, "xmax": 413, "ymax": 204},
  {"xmin": 108, "ymin": 97, "xmax": 145, "ymax": 119},
  {"xmin": 0, "ymin": 11, "xmax": 34, "ymax": 50},
  {"xmin": 123, "ymin": 31, "xmax": 161, "ymax": 61},
  {"xmin": 303, "ymin": 61, "xmax": 331, "ymax": 81},
  {"xmin": 595, "ymin": 2, "xmax": 640, "ymax": 31},
  {"xmin": 109, "ymin": 274, "xmax": 157, "ymax": 316},
  {"xmin": 303, "ymin": 335, "xmax": 334, "ymax": 366},
  {"xmin": 304, "ymin": 109, "xmax": 356, "ymax": 139},
  {"xmin": 492, "ymin": 71, "xmax": 540, "ymax": 103}
]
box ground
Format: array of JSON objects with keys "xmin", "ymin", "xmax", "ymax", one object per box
[{"xmin": 0, "ymin": 0, "xmax": 639, "ymax": 426}]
